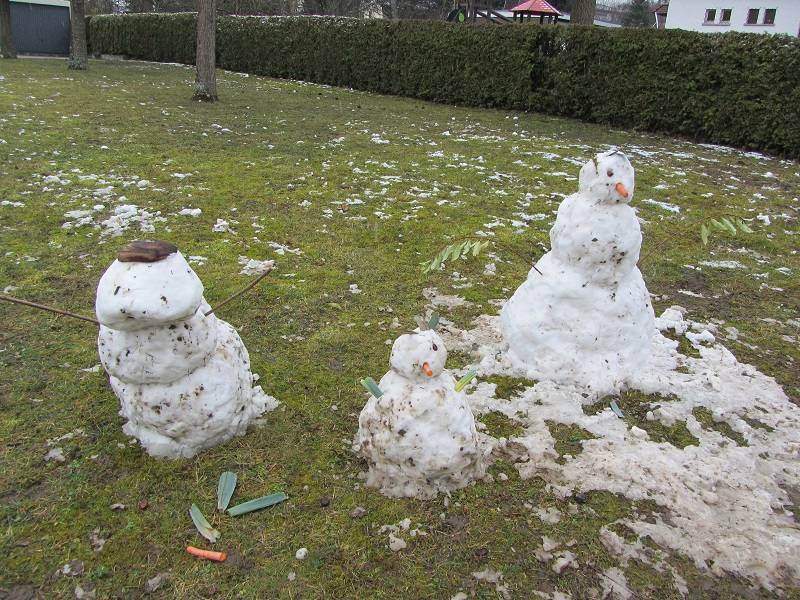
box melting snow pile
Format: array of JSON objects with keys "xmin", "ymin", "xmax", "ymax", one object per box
[
  {"xmin": 435, "ymin": 306, "xmax": 800, "ymax": 591},
  {"xmin": 501, "ymin": 151, "xmax": 654, "ymax": 397},
  {"xmin": 355, "ymin": 326, "xmax": 485, "ymax": 499},
  {"xmin": 95, "ymin": 240, "xmax": 278, "ymax": 459}
]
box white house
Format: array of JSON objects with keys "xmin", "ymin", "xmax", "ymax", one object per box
[{"xmin": 664, "ymin": 0, "xmax": 800, "ymax": 37}]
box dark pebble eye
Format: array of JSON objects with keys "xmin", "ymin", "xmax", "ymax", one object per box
[
  {"xmin": 607, "ymin": 170, "xmax": 614, "ymax": 177},
  {"xmin": 432, "ymin": 343, "xmax": 438, "ymax": 351}
]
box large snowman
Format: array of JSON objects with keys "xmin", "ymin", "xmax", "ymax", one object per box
[
  {"xmin": 500, "ymin": 151, "xmax": 654, "ymax": 395},
  {"xmin": 355, "ymin": 324, "xmax": 484, "ymax": 499},
  {"xmin": 95, "ymin": 240, "xmax": 276, "ymax": 459}
]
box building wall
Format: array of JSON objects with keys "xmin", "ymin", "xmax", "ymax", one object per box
[
  {"xmin": 10, "ymin": 0, "xmax": 71, "ymax": 55},
  {"xmin": 665, "ymin": 0, "xmax": 800, "ymax": 37}
]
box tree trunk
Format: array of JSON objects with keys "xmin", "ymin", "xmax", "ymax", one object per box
[
  {"xmin": 570, "ymin": 0, "xmax": 595, "ymax": 24},
  {"xmin": 0, "ymin": 0, "xmax": 16, "ymax": 59},
  {"xmin": 68, "ymin": 0, "xmax": 88, "ymax": 69},
  {"xmin": 193, "ymin": 0, "xmax": 218, "ymax": 102}
]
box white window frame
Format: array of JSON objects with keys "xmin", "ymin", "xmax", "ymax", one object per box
[{"xmin": 703, "ymin": 7, "xmax": 734, "ymax": 26}]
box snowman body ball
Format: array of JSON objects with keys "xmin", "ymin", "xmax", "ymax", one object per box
[
  {"xmin": 500, "ymin": 151, "xmax": 655, "ymax": 395},
  {"xmin": 356, "ymin": 327, "xmax": 484, "ymax": 499},
  {"xmin": 95, "ymin": 240, "xmax": 275, "ymax": 459}
]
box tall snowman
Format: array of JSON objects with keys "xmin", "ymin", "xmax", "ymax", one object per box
[
  {"xmin": 500, "ymin": 151, "xmax": 654, "ymax": 395},
  {"xmin": 95, "ymin": 240, "xmax": 276, "ymax": 459},
  {"xmin": 355, "ymin": 322, "xmax": 484, "ymax": 499}
]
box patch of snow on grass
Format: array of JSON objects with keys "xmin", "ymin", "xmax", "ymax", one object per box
[
  {"xmin": 238, "ymin": 256, "xmax": 274, "ymax": 276},
  {"xmin": 641, "ymin": 198, "xmax": 681, "ymax": 213},
  {"xmin": 697, "ymin": 260, "xmax": 747, "ymax": 269},
  {"xmin": 438, "ymin": 307, "xmax": 800, "ymax": 591}
]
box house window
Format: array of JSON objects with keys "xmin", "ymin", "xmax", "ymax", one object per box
[
  {"xmin": 763, "ymin": 8, "xmax": 776, "ymax": 24},
  {"xmin": 720, "ymin": 8, "xmax": 732, "ymax": 23},
  {"xmin": 705, "ymin": 8, "xmax": 717, "ymax": 23},
  {"xmin": 746, "ymin": 8, "xmax": 760, "ymax": 24}
]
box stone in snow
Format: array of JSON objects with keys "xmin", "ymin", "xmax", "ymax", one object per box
[
  {"xmin": 95, "ymin": 240, "xmax": 277, "ymax": 459},
  {"xmin": 500, "ymin": 151, "xmax": 654, "ymax": 396},
  {"xmin": 356, "ymin": 327, "xmax": 484, "ymax": 499}
]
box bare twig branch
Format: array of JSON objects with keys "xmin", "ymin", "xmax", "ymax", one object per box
[
  {"xmin": 204, "ymin": 267, "xmax": 273, "ymax": 317},
  {"xmin": 0, "ymin": 294, "xmax": 100, "ymax": 325},
  {"xmin": 1, "ymin": 266, "xmax": 274, "ymax": 325}
]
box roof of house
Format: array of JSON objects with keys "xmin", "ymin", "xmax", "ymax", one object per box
[{"xmin": 509, "ymin": 0, "xmax": 562, "ymax": 15}]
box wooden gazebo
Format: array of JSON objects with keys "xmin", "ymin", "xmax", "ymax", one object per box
[{"xmin": 508, "ymin": 0, "xmax": 562, "ymax": 24}]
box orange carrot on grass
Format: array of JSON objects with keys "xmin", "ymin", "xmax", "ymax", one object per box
[{"xmin": 186, "ymin": 546, "xmax": 227, "ymax": 562}]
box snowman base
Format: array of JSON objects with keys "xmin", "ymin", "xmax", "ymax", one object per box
[
  {"xmin": 501, "ymin": 255, "xmax": 654, "ymax": 397},
  {"xmin": 357, "ymin": 370, "xmax": 485, "ymax": 500},
  {"xmin": 112, "ymin": 320, "xmax": 274, "ymax": 459}
]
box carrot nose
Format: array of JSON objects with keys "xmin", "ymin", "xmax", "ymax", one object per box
[
  {"xmin": 422, "ymin": 362, "xmax": 433, "ymax": 377},
  {"xmin": 615, "ymin": 182, "xmax": 629, "ymax": 198}
]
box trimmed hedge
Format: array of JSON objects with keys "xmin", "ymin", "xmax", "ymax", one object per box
[
  {"xmin": 88, "ymin": 13, "xmax": 197, "ymax": 64},
  {"xmin": 87, "ymin": 14, "xmax": 800, "ymax": 158}
]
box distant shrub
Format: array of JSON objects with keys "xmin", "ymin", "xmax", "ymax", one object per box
[{"xmin": 87, "ymin": 15, "xmax": 800, "ymax": 158}]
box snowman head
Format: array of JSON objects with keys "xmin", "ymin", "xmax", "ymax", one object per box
[
  {"xmin": 389, "ymin": 328, "xmax": 448, "ymax": 382},
  {"xmin": 579, "ymin": 151, "xmax": 635, "ymax": 204}
]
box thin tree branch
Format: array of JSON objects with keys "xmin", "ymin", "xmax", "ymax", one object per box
[
  {"xmin": 2, "ymin": 267, "xmax": 274, "ymax": 325},
  {"xmin": 0, "ymin": 294, "xmax": 99, "ymax": 325},
  {"xmin": 204, "ymin": 267, "xmax": 273, "ymax": 317}
]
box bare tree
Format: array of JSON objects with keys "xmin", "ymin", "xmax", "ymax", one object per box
[
  {"xmin": 0, "ymin": 0, "xmax": 16, "ymax": 59},
  {"xmin": 193, "ymin": 0, "xmax": 218, "ymax": 101},
  {"xmin": 68, "ymin": 0, "xmax": 88, "ymax": 69},
  {"xmin": 570, "ymin": 0, "xmax": 595, "ymax": 24}
]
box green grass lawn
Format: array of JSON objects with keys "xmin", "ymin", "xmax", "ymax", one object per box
[{"xmin": 1, "ymin": 58, "xmax": 798, "ymax": 599}]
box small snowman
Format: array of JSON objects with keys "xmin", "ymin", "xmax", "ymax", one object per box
[
  {"xmin": 355, "ymin": 316, "xmax": 484, "ymax": 499},
  {"xmin": 95, "ymin": 240, "xmax": 276, "ymax": 459},
  {"xmin": 500, "ymin": 151, "xmax": 655, "ymax": 395}
]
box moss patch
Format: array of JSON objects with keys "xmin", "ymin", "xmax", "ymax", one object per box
[
  {"xmin": 585, "ymin": 391, "xmax": 700, "ymax": 450},
  {"xmin": 478, "ymin": 411, "xmax": 525, "ymax": 439},
  {"xmin": 544, "ymin": 421, "xmax": 596, "ymax": 464},
  {"xmin": 482, "ymin": 374, "xmax": 532, "ymax": 400},
  {"xmin": 693, "ymin": 407, "xmax": 749, "ymax": 447}
]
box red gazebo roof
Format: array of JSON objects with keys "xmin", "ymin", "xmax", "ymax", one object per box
[{"xmin": 509, "ymin": 0, "xmax": 561, "ymax": 15}]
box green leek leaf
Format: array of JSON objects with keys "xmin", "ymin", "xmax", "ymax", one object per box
[
  {"xmin": 609, "ymin": 400, "xmax": 625, "ymax": 419},
  {"xmin": 227, "ymin": 493, "xmax": 288, "ymax": 517},
  {"xmin": 361, "ymin": 377, "xmax": 383, "ymax": 398},
  {"xmin": 217, "ymin": 471, "xmax": 238, "ymax": 511},
  {"xmin": 454, "ymin": 370, "xmax": 477, "ymax": 392},
  {"xmin": 190, "ymin": 503, "xmax": 220, "ymax": 543}
]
